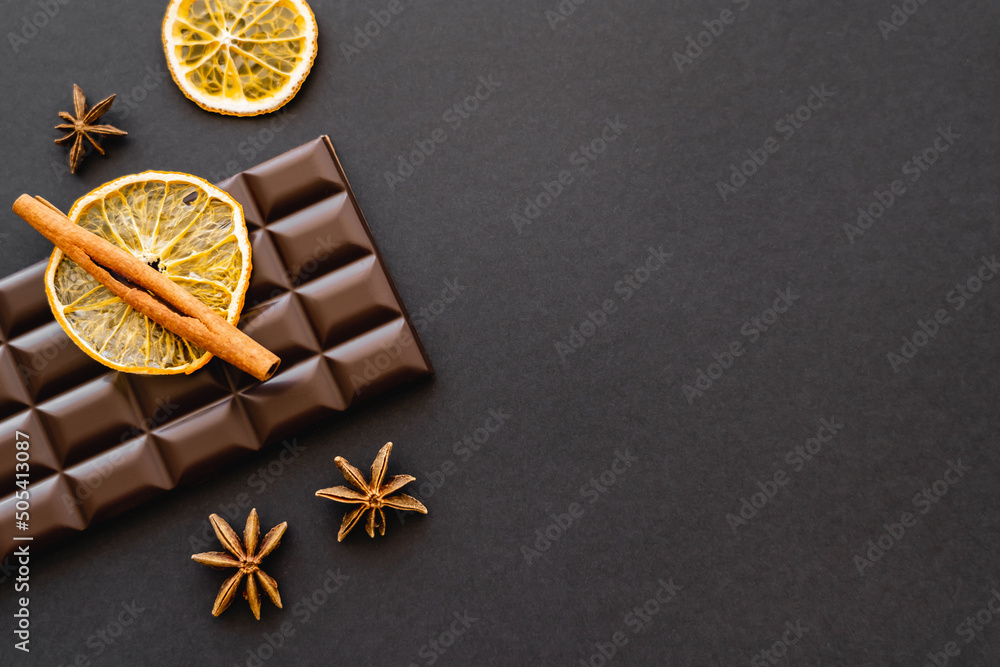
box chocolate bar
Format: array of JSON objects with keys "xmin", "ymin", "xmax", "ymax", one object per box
[{"xmin": 0, "ymin": 137, "xmax": 433, "ymax": 557}]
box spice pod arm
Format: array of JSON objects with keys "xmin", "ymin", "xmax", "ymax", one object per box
[{"xmin": 12, "ymin": 194, "xmax": 280, "ymax": 381}]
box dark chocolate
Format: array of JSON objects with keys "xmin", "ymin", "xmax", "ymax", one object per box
[{"xmin": 0, "ymin": 137, "xmax": 432, "ymax": 557}]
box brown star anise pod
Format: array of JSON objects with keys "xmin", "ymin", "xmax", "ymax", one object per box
[
  {"xmin": 316, "ymin": 442, "xmax": 428, "ymax": 541},
  {"xmin": 191, "ymin": 509, "xmax": 286, "ymax": 619},
  {"xmin": 54, "ymin": 84, "xmax": 127, "ymax": 174}
]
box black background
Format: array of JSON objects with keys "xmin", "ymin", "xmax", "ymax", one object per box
[{"xmin": 1, "ymin": 0, "xmax": 999, "ymax": 665}]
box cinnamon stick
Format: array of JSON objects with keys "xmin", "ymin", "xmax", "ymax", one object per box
[{"xmin": 12, "ymin": 194, "xmax": 280, "ymax": 381}]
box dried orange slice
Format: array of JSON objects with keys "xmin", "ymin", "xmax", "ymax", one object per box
[
  {"xmin": 162, "ymin": 0, "xmax": 318, "ymax": 116},
  {"xmin": 44, "ymin": 172, "xmax": 251, "ymax": 375}
]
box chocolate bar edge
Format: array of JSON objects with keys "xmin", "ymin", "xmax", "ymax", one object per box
[{"xmin": 319, "ymin": 135, "xmax": 435, "ymax": 377}]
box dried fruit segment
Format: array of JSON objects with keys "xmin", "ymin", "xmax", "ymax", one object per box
[
  {"xmin": 44, "ymin": 172, "xmax": 251, "ymax": 375},
  {"xmin": 162, "ymin": 0, "xmax": 319, "ymax": 116}
]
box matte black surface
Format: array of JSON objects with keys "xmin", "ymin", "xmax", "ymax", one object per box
[{"xmin": 1, "ymin": 1, "xmax": 998, "ymax": 665}]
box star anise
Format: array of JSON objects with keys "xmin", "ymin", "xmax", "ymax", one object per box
[
  {"xmin": 54, "ymin": 84, "xmax": 127, "ymax": 174},
  {"xmin": 316, "ymin": 442, "xmax": 428, "ymax": 541},
  {"xmin": 191, "ymin": 509, "xmax": 286, "ymax": 619}
]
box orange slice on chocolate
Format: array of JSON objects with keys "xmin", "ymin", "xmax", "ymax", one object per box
[{"xmin": 44, "ymin": 172, "xmax": 251, "ymax": 375}]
